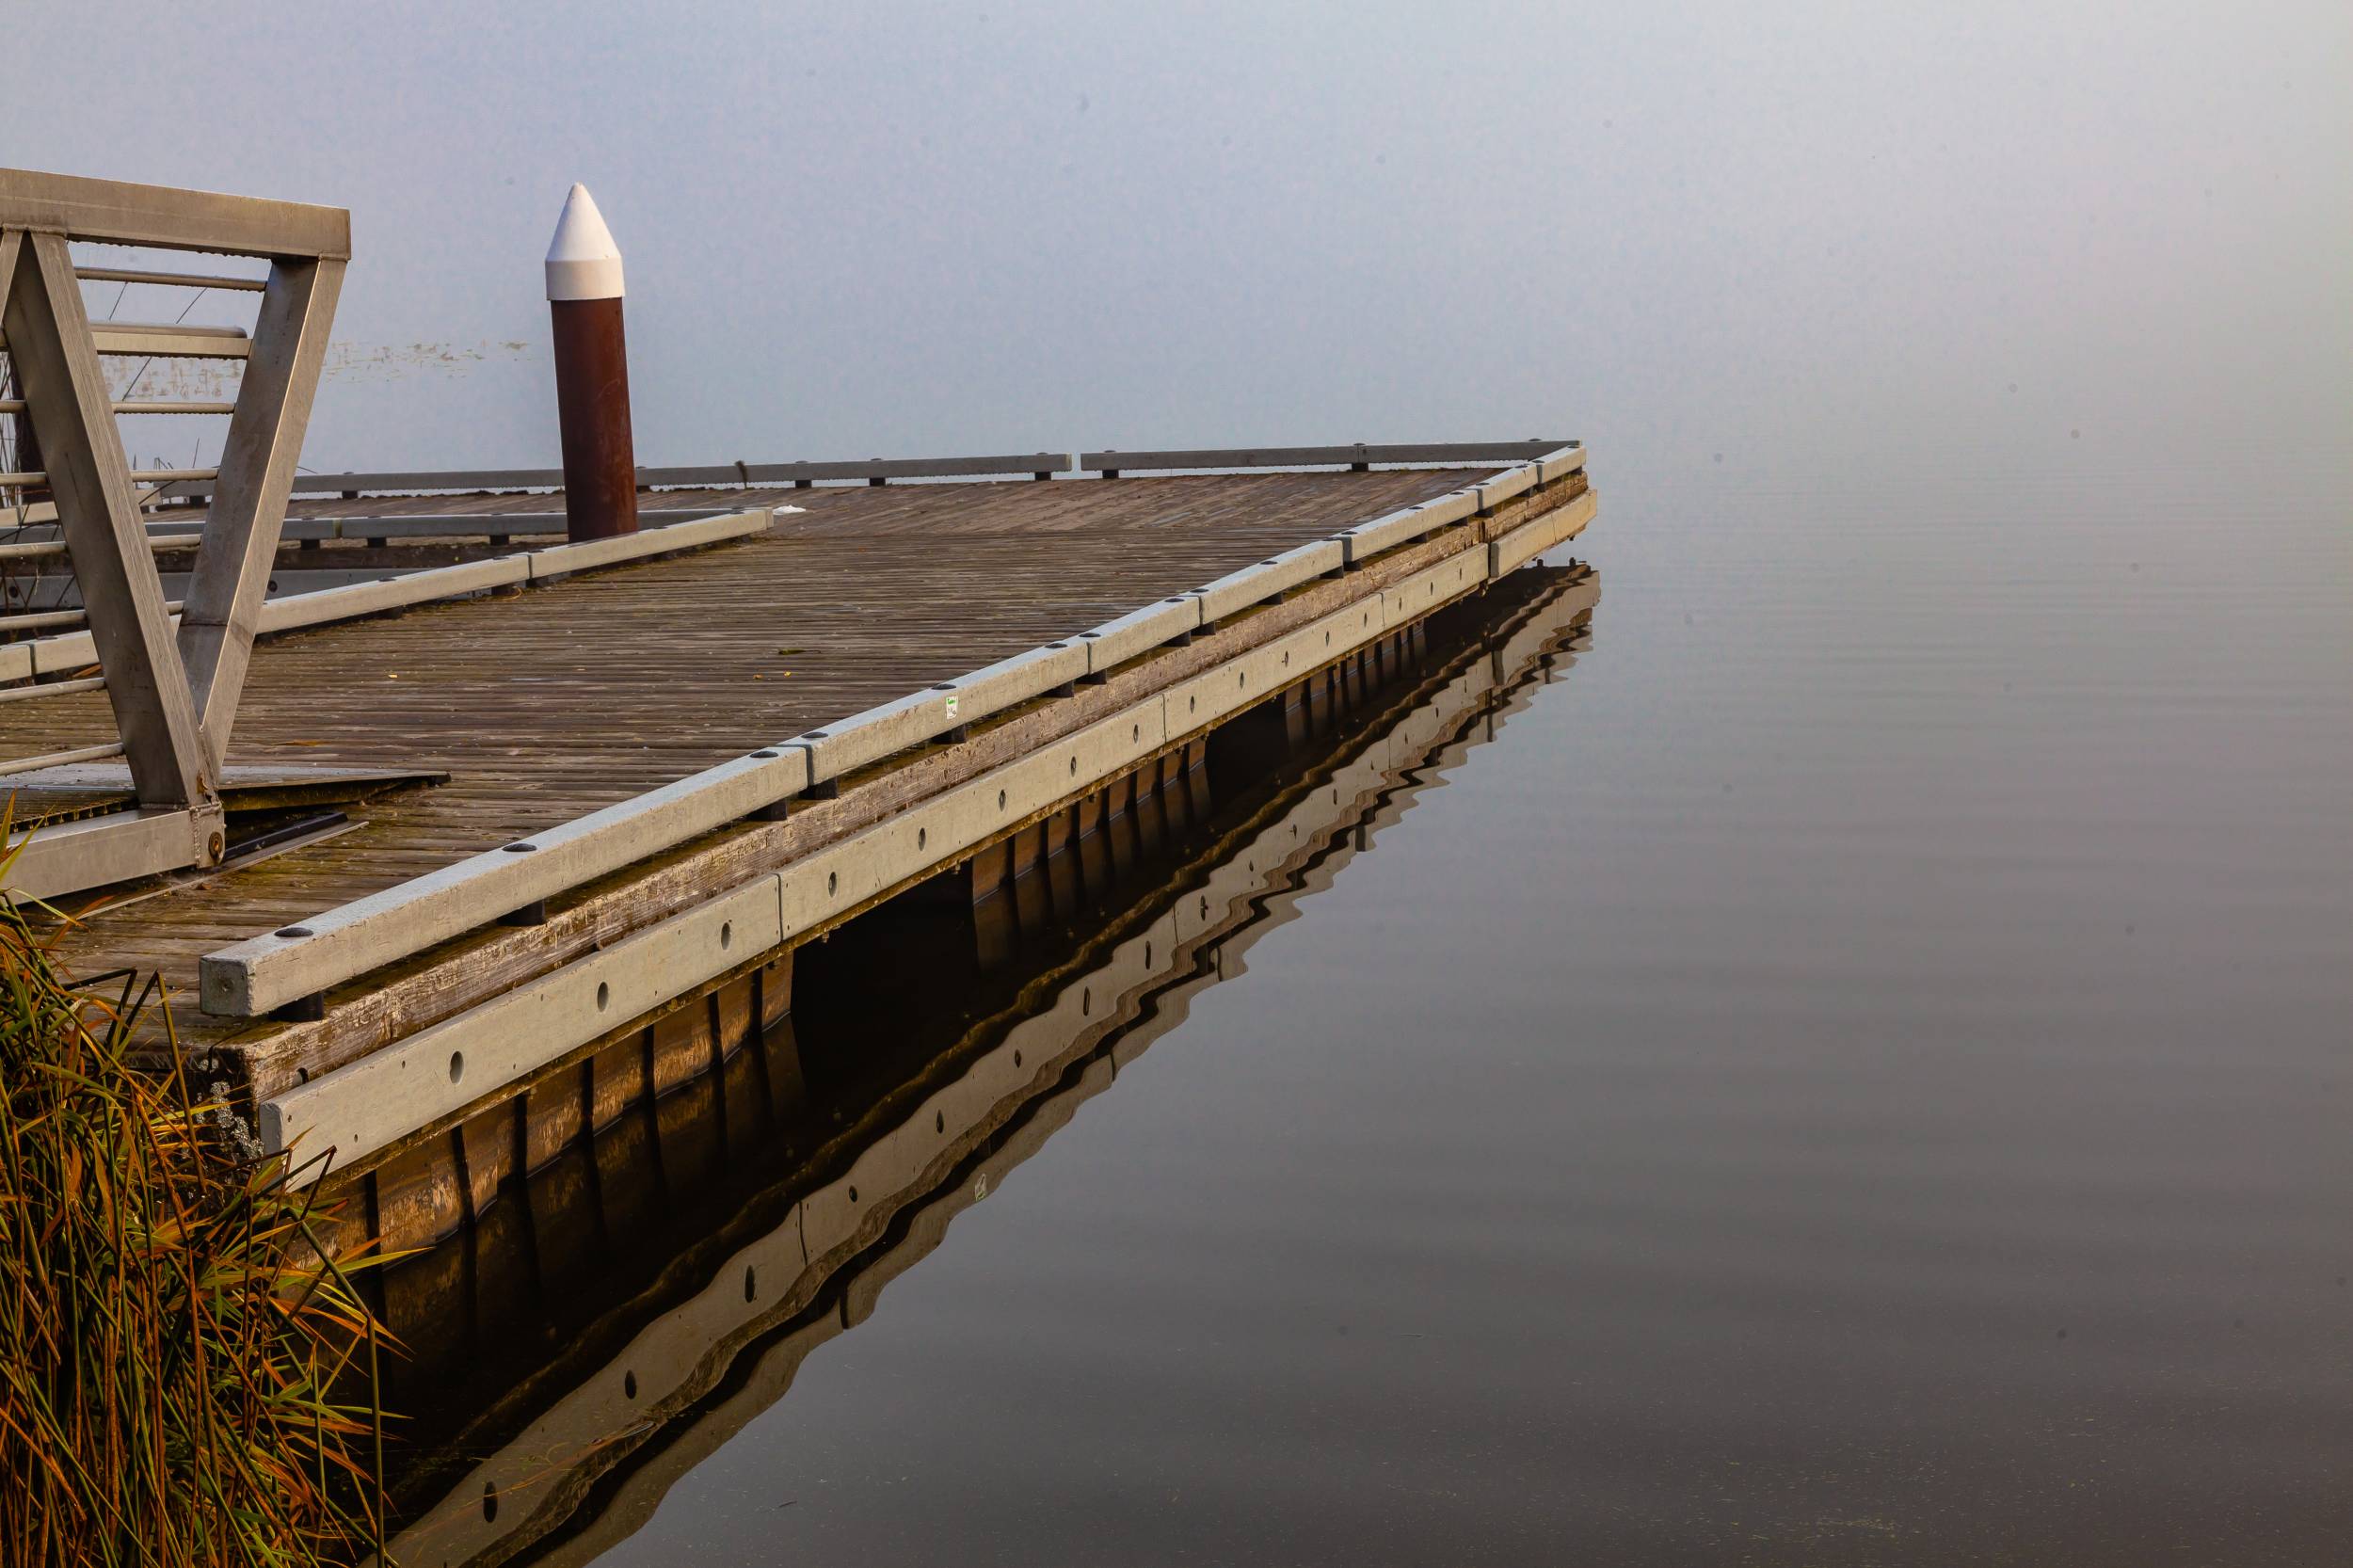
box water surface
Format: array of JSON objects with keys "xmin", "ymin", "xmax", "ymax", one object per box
[{"xmin": 510, "ymin": 440, "xmax": 2352, "ymax": 1565}]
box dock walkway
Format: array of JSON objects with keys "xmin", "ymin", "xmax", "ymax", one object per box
[
  {"xmin": 0, "ymin": 171, "xmax": 1603, "ymax": 1468},
  {"xmin": 6, "ymin": 455, "xmax": 1593, "ymax": 1192},
  {"xmin": 17, "ymin": 470, "xmax": 1445, "ymax": 918}
]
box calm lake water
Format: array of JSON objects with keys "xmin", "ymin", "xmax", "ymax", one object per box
[{"xmin": 421, "ymin": 434, "xmax": 2351, "ymax": 1566}]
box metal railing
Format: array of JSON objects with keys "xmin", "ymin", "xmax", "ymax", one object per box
[
  {"xmin": 158, "ymin": 454, "xmax": 1076, "ymax": 501},
  {"xmin": 1080, "ymin": 440, "xmax": 1568, "ymax": 476},
  {"xmin": 1, "ymin": 166, "xmax": 346, "ymax": 894},
  {"xmin": 148, "ymin": 440, "xmax": 1580, "ymax": 502}
]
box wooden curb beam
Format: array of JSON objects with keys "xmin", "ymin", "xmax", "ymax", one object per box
[
  {"xmin": 0, "ymin": 509, "xmax": 730, "ymax": 561},
  {"xmin": 1, "ymin": 510, "xmax": 769, "ymax": 682}
]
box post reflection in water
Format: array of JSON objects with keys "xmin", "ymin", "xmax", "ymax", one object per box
[{"xmin": 368, "ymin": 562, "xmax": 1600, "ymax": 1568}]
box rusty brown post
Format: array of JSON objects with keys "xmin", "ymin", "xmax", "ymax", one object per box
[{"xmin": 544, "ymin": 184, "xmax": 636, "ymax": 540}]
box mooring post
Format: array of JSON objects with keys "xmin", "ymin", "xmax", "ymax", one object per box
[{"xmin": 544, "ymin": 184, "xmax": 637, "ymax": 541}]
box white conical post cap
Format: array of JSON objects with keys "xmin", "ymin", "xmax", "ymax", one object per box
[{"xmin": 545, "ymin": 184, "xmax": 624, "ymax": 301}]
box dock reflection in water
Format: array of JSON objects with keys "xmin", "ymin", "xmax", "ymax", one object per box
[{"xmin": 371, "ymin": 562, "xmax": 1599, "ymax": 1568}]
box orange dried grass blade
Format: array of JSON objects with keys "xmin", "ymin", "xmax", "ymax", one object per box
[{"xmin": 1, "ymin": 883, "xmax": 392, "ymax": 1566}]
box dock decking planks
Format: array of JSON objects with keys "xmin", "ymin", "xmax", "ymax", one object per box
[{"xmin": 8, "ymin": 469, "xmax": 1491, "ymax": 1032}]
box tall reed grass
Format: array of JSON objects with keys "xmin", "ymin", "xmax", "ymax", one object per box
[{"xmin": 0, "ymin": 843, "xmax": 388, "ymax": 1566}]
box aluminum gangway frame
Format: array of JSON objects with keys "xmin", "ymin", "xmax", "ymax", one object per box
[{"xmin": 0, "ymin": 169, "xmax": 345, "ymax": 897}]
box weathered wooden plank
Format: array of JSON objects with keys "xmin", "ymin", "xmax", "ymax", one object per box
[
  {"xmin": 7, "ymin": 509, "xmax": 768, "ymax": 679},
  {"xmin": 261, "ymin": 874, "xmax": 785, "ymax": 1180},
  {"xmin": 1190, "ymin": 538, "xmax": 1344, "ymax": 623},
  {"xmin": 1490, "ymin": 489, "xmax": 1598, "ymax": 577},
  {"xmin": 1475, "ymin": 462, "xmax": 1537, "ymax": 511},
  {"xmin": 786, "ymin": 639, "xmax": 1090, "ymax": 786},
  {"xmin": 1382, "ymin": 548, "xmax": 1488, "ymax": 632},
  {"xmin": 1337, "ymin": 488, "xmax": 1480, "ymax": 565},
  {"xmin": 200, "ymin": 744, "xmax": 811, "ymax": 1016},
  {"xmin": 1077, "ymin": 597, "xmax": 1203, "ymax": 674},
  {"xmin": 1, "ymin": 807, "xmax": 212, "ymax": 899},
  {"xmin": 258, "ymin": 511, "xmax": 719, "ymax": 542},
  {"xmin": 522, "ymin": 508, "xmax": 771, "ymax": 582},
  {"xmin": 1534, "ymin": 443, "xmax": 1587, "ymax": 485},
  {"xmin": 254, "ymin": 556, "xmax": 531, "ymax": 635}
]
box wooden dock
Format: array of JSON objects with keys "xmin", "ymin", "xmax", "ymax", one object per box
[
  {"xmin": 0, "ymin": 168, "xmax": 1597, "ymax": 1244},
  {"xmin": 0, "ymin": 166, "xmax": 1605, "ymax": 1568},
  {"xmin": 8, "ymin": 452, "xmax": 1593, "ymax": 1206}
]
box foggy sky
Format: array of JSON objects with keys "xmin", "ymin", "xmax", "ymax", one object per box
[{"xmin": 6, "ymin": 1, "xmax": 2347, "ymax": 476}]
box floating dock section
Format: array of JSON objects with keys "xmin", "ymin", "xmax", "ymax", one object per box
[{"xmin": 8, "ymin": 440, "xmax": 1594, "ymax": 1222}]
